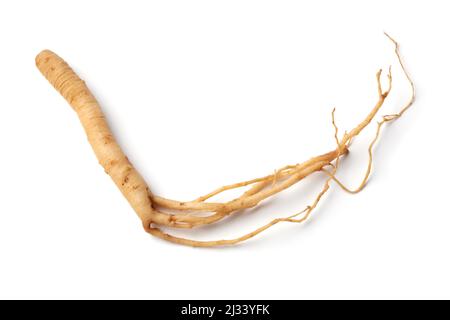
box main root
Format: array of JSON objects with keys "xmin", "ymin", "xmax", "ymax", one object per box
[{"xmin": 36, "ymin": 33, "xmax": 415, "ymax": 247}]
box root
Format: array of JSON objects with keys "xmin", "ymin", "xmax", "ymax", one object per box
[
  {"xmin": 36, "ymin": 33, "xmax": 414, "ymax": 247},
  {"xmin": 322, "ymin": 33, "xmax": 415, "ymax": 194}
]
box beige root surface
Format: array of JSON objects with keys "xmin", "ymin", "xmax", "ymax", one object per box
[{"xmin": 36, "ymin": 34, "xmax": 414, "ymax": 247}]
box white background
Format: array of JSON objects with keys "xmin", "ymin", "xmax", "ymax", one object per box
[{"xmin": 0, "ymin": 0, "xmax": 448, "ymax": 299}]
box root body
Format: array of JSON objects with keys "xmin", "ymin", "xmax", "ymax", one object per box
[{"xmin": 36, "ymin": 34, "xmax": 414, "ymax": 247}]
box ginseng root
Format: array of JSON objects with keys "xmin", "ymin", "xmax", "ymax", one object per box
[{"xmin": 35, "ymin": 34, "xmax": 414, "ymax": 247}]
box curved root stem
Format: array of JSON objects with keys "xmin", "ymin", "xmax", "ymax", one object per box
[{"xmin": 37, "ymin": 33, "xmax": 414, "ymax": 247}]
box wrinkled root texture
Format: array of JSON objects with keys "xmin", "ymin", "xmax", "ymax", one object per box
[{"xmin": 36, "ymin": 34, "xmax": 414, "ymax": 247}]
